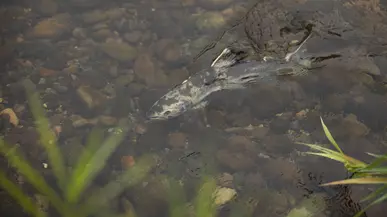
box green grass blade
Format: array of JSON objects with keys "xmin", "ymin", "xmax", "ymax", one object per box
[
  {"xmin": 65, "ymin": 127, "xmax": 104, "ymax": 202},
  {"xmin": 303, "ymin": 152, "xmax": 348, "ymax": 164},
  {"xmin": 195, "ymin": 176, "xmax": 217, "ymax": 217},
  {"xmin": 362, "ymin": 153, "xmax": 387, "ymax": 171},
  {"xmin": 357, "ymin": 167, "xmax": 387, "ymax": 174},
  {"xmin": 320, "ymin": 117, "xmax": 344, "ymax": 155},
  {"xmin": 360, "ymin": 185, "xmax": 387, "ymax": 203},
  {"xmin": 81, "ymin": 154, "xmax": 155, "ymax": 216},
  {"xmin": 354, "ymin": 192, "xmax": 387, "ymax": 217},
  {"xmin": 0, "ymin": 170, "xmax": 46, "ymax": 217},
  {"xmin": 168, "ymin": 178, "xmax": 188, "ymax": 217},
  {"xmin": 0, "ymin": 140, "xmax": 67, "ymax": 216},
  {"xmin": 321, "ymin": 177, "xmax": 387, "ymax": 186},
  {"xmin": 299, "ymin": 142, "xmax": 367, "ymax": 167},
  {"xmin": 366, "ymin": 152, "xmax": 387, "ymax": 159},
  {"xmin": 66, "ymin": 126, "xmax": 128, "ymax": 203},
  {"xmin": 25, "ymin": 86, "xmax": 66, "ymax": 189}
]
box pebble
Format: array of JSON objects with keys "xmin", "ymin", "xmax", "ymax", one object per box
[
  {"xmin": 124, "ymin": 30, "xmax": 143, "ymax": 43},
  {"xmin": 52, "ymin": 83, "xmax": 68, "ymax": 93},
  {"xmin": 167, "ymin": 132, "xmax": 187, "ymax": 148},
  {"xmin": 115, "ymin": 74, "xmax": 135, "ymax": 86},
  {"xmin": 251, "ymin": 125, "xmax": 269, "ymax": 139},
  {"xmin": 82, "ymin": 10, "xmax": 108, "ymax": 24},
  {"xmin": 92, "ymin": 29, "xmax": 113, "ymax": 41},
  {"xmin": 155, "ymin": 39, "xmax": 183, "ymax": 63},
  {"xmin": 134, "ymin": 53, "xmax": 167, "ymax": 87},
  {"xmin": 76, "ymin": 86, "xmax": 107, "ymax": 109},
  {"xmin": 99, "ymin": 41, "xmax": 137, "ymax": 62},
  {"xmin": 72, "ymin": 27, "xmax": 87, "ymax": 39},
  {"xmin": 27, "ymin": 13, "xmax": 73, "ymax": 39}
]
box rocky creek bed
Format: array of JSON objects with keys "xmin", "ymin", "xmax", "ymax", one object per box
[{"xmin": 0, "ymin": 0, "xmax": 387, "ymax": 216}]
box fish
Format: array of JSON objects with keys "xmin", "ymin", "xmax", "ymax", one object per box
[
  {"xmin": 146, "ymin": 49, "xmax": 247, "ymax": 121},
  {"xmin": 146, "ymin": 71, "xmax": 225, "ymax": 121},
  {"xmin": 146, "ymin": 38, "xmax": 313, "ymax": 121}
]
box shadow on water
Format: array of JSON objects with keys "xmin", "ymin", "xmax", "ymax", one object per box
[{"xmin": 1, "ymin": 0, "xmax": 387, "ymax": 216}]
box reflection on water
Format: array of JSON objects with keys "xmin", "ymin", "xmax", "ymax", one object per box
[{"xmin": 0, "ymin": 0, "xmax": 387, "ymax": 216}]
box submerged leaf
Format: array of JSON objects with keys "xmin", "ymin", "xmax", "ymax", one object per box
[
  {"xmin": 195, "ymin": 177, "xmax": 217, "ymax": 217},
  {"xmin": 0, "ymin": 170, "xmax": 45, "ymax": 217},
  {"xmin": 66, "ymin": 127, "xmax": 104, "ymax": 202},
  {"xmin": 0, "ymin": 140, "xmax": 66, "ymax": 216},
  {"xmin": 66, "ymin": 125, "xmax": 128, "ymax": 203},
  {"xmin": 354, "ymin": 192, "xmax": 387, "ymax": 217},
  {"xmin": 81, "ymin": 154, "xmax": 155, "ymax": 216},
  {"xmin": 360, "ymin": 185, "xmax": 387, "ymax": 203},
  {"xmin": 25, "ymin": 86, "xmax": 66, "ymax": 190}
]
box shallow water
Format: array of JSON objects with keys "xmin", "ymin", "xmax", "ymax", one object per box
[{"xmin": 0, "ymin": 0, "xmax": 387, "ymax": 216}]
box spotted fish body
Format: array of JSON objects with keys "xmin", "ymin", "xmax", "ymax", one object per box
[
  {"xmin": 146, "ymin": 68, "xmax": 226, "ymax": 120},
  {"xmin": 222, "ymin": 58, "xmax": 308, "ymax": 87},
  {"xmin": 146, "ymin": 59, "xmax": 308, "ymax": 121},
  {"xmin": 146, "ymin": 41, "xmax": 312, "ymax": 121},
  {"xmin": 146, "ymin": 48, "xmax": 249, "ymax": 121}
]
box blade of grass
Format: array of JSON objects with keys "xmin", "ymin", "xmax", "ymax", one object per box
[
  {"xmin": 168, "ymin": 178, "xmax": 188, "ymax": 217},
  {"xmin": 0, "ymin": 140, "xmax": 67, "ymax": 216},
  {"xmin": 121, "ymin": 198, "xmax": 138, "ymax": 217},
  {"xmin": 320, "ymin": 117, "xmax": 344, "ymax": 155},
  {"xmin": 360, "ymin": 185, "xmax": 387, "ymax": 203},
  {"xmin": 303, "ymin": 152, "xmax": 350, "ymax": 164},
  {"xmin": 321, "ymin": 177, "xmax": 387, "ymax": 186},
  {"xmin": 66, "ymin": 126, "xmax": 128, "ymax": 203},
  {"xmin": 366, "ymin": 152, "xmax": 387, "ymax": 159},
  {"xmin": 65, "ymin": 127, "xmax": 104, "ymax": 202},
  {"xmin": 354, "ymin": 192, "xmax": 387, "ymax": 217},
  {"xmin": 0, "ymin": 170, "xmax": 46, "ymax": 217},
  {"xmin": 299, "ymin": 142, "xmax": 367, "ymax": 167},
  {"xmin": 357, "ymin": 167, "xmax": 387, "ymax": 174},
  {"xmin": 25, "ymin": 86, "xmax": 66, "ymax": 189},
  {"xmin": 80, "ymin": 154, "xmax": 155, "ymax": 216},
  {"xmin": 362, "ymin": 153, "xmax": 387, "ymax": 171},
  {"xmin": 195, "ymin": 176, "xmax": 217, "ymax": 217}
]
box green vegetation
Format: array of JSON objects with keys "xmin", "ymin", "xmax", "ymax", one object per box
[
  {"xmin": 0, "ymin": 84, "xmax": 224, "ymax": 217},
  {"xmin": 299, "ymin": 117, "xmax": 387, "ymax": 217},
  {"xmin": 3, "ymin": 84, "xmax": 385, "ymax": 217},
  {"xmin": 0, "ymin": 84, "xmax": 155, "ymax": 217}
]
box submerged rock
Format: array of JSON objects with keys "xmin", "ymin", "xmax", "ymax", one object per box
[
  {"xmin": 213, "ymin": 187, "xmax": 237, "ymax": 206},
  {"xmin": 76, "ymin": 86, "xmax": 108, "ymax": 110},
  {"xmin": 27, "ymin": 13, "xmax": 73, "ymax": 39},
  {"xmin": 134, "ymin": 53, "xmax": 167, "ymax": 87},
  {"xmin": 99, "ymin": 41, "xmax": 137, "ymax": 62},
  {"xmin": 82, "ymin": 10, "xmax": 108, "ymax": 24}
]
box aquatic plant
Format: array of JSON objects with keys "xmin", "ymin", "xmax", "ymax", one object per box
[
  {"xmin": 299, "ymin": 117, "xmax": 387, "ymax": 217},
  {"xmin": 0, "ymin": 82, "xmax": 228, "ymax": 217},
  {"xmin": 0, "ymin": 83, "xmax": 155, "ymax": 217}
]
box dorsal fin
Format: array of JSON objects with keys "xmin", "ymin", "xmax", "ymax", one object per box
[{"xmin": 211, "ymin": 47, "xmax": 248, "ymax": 69}]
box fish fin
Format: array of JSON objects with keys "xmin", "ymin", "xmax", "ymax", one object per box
[
  {"xmin": 211, "ymin": 47, "xmax": 248, "ymax": 69},
  {"xmin": 285, "ymin": 32, "xmax": 313, "ymax": 62}
]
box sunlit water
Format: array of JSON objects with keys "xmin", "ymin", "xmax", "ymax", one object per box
[{"xmin": 0, "ymin": 0, "xmax": 387, "ymax": 216}]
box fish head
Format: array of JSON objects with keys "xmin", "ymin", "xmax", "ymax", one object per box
[{"xmin": 146, "ymin": 93, "xmax": 192, "ymax": 121}]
